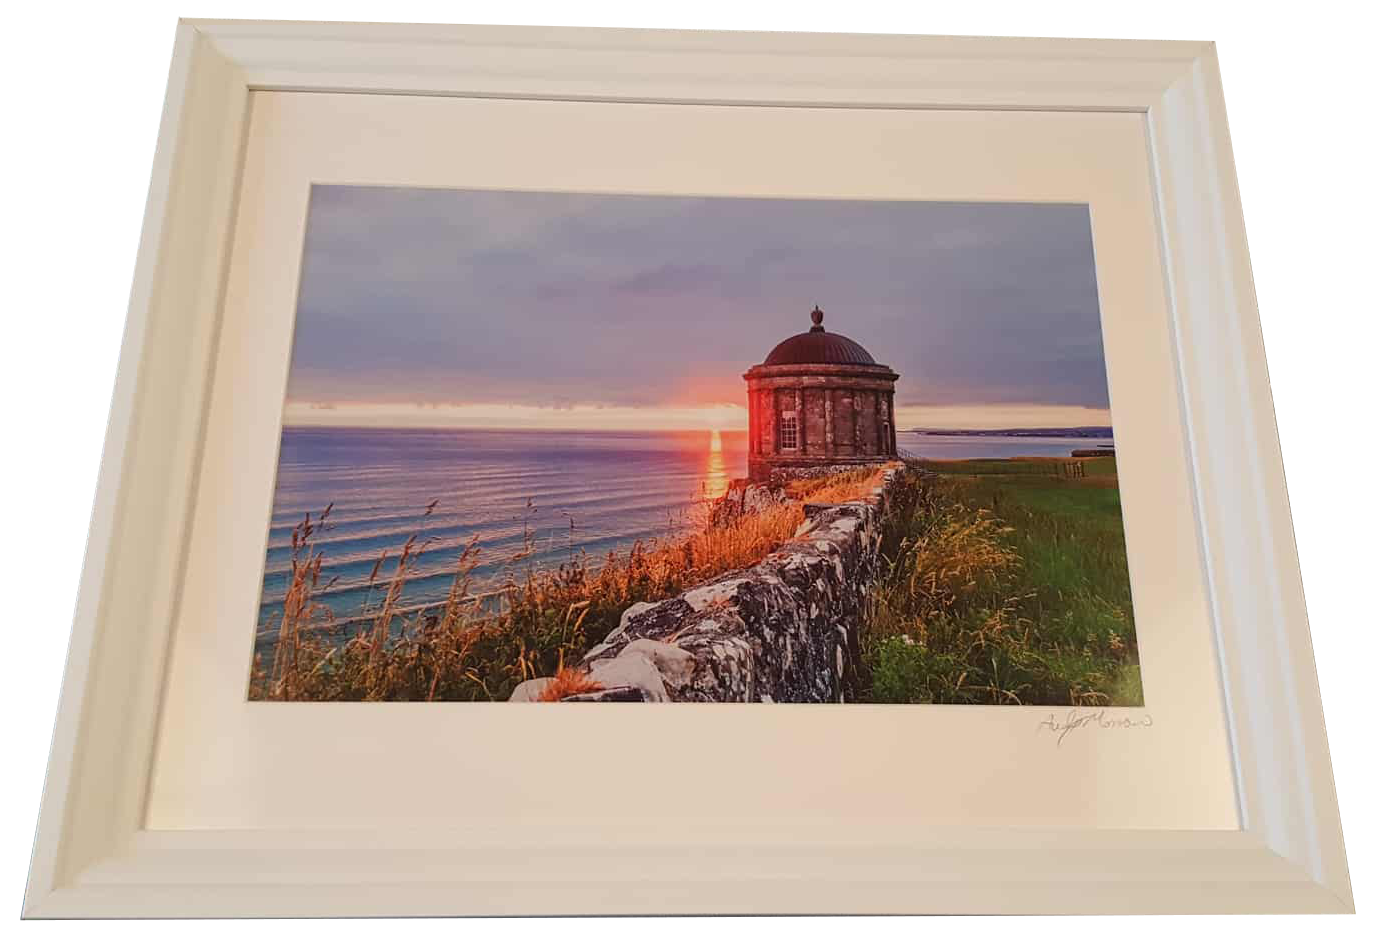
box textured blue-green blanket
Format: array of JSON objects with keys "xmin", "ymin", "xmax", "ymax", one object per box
[{"xmin": 21, "ymin": 25, "xmax": 1355, "ymax": 898}]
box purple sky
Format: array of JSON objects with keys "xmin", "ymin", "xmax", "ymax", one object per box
[{"xmin": 285, "ymin": 187, "xmax": 1110, "ymax": 424}]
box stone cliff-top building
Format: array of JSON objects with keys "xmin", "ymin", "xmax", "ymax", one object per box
[{"xmin": 745, "ymin": 307, "xmax": 899, "ymax": 482}]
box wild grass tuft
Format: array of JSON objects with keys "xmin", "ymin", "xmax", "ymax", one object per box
[
  {"xmin": 249, "ymin": 468, "xmax": 881, "ymax": 701},
  {"xmin": 858, "ymin": 463, "xmax": 1142, "ymax": 706},
  {"xmin": 536, "ymin": 667, "xmax": 605, "ymax": 701}
]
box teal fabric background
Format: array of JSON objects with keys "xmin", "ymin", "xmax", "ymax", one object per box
[{"xmin": 21, "ymin": 25, "xmax": 1355, "ymax": 903}]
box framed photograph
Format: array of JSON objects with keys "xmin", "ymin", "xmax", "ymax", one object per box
[{"xmin": 23, "ymin": 19, "xmax": 1351, "ymax": 916}]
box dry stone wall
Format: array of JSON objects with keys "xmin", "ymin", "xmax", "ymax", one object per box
[{"xmin": 510, "ymin": 463, "xmax": 904, "ymax": 703}]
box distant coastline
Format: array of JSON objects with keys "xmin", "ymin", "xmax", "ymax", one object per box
[{"xmin": 909, "ymin": 426, "xmax": 1113, "ymax": 440}]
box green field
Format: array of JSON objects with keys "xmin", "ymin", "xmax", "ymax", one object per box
[
  {"xmin": 917, "ymin": 455, "xmax": 1119, "ymax": 479},
  {"xmin": 858, "ymin": 458, "xmax": 1142, "ymax": 706}
]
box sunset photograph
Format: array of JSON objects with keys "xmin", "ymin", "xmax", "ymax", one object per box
[{"xmin": 250, "ymin": 187, "xmax": 1140, "ymax": 705}]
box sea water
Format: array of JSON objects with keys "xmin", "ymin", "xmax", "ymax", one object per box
[{"xmin": 254, "ymin": 426, "xmax": 1103, "ymax": 641}]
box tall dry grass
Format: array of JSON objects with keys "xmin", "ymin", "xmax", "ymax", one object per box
[{"xmin": 250, "ymin": 467, "xmax": 883, "ymax": 701}]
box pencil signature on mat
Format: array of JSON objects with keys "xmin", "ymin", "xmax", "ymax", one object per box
[{"xmin": 1036, "ymin": 708, "xmax": 1154, "ymax": 747}]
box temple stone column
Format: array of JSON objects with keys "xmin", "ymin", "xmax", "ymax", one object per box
[
  {"xmin": 853, "ymin": 388, "xmax": 862, "ymax": 451},
  {"xmin": 888, "ymin": 392, "xmax": 898, "ymax": 453},
  {"xmin": 755, "ymin": 388, "xmax": 766, "ymax": 454},
  {"xmin": 763, "ymin": 389, "xmax": 775, "ymax": 454},
  {"xmin": 874, "ymin": 392, "xmax": 883, "ymax": 456},
  {"xmin": 824, "ymin": 390, "xmax": 835, "ymax": 456}
]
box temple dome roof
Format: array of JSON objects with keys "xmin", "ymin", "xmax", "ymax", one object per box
[{"xmin": 761, "ymin": 306, "xmax": 878, "ymax": 367}]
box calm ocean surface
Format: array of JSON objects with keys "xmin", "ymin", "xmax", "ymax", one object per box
[{"xmin": 255, "ymin": 427, "xmax": 1109, "ymax": 640}]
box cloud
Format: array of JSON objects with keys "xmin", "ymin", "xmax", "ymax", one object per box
[
  {"xmin": 286, "ymin": 187, "xmax": 1112, "ymax": 415},
  {"xmin": 615, "ymin": 263, "xmax": 724, "ymax": 297}
]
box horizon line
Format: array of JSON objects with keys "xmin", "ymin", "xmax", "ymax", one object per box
[
  {"xmin": 278, "ymin": 421, "xmax": 1114, "ymax": 435},
  {"xmin": 282, "ymin": 400, "xmax": 1112, "ymax": 433}
]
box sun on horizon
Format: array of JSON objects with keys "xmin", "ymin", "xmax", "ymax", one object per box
[{"xmin": 281, "ymin": 399, "xmax": 1111, "ymax": 432}]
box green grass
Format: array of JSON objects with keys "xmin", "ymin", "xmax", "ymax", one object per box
[
  {"xmin": 917, "ymin": 455, "xmax": 1118, "ymax": 479},
  {"xmin": 858, "ymin": 460, "xmax": 1142, "ymax": 706}
]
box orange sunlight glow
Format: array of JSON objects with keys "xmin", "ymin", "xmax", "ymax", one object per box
[
  {"xmin": 283, "ymin": 400, "xmax": 1112, "ymax": 433},
  {"xmin": 283, "ymin": 400, "xmax": 750, "ymax": 432},
  {"xmin": 701, "ymin": 428, "xmax": 729, "ymax": 500}
]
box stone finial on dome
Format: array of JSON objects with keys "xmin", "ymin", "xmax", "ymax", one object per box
[{"xmin": 809, "ymin": 305, "xmax": 825, "ymax": 333}]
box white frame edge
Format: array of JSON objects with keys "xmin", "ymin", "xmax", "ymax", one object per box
[{"xmin": 22, "ymin": 19, "xmax": 1351, "ymax": 917}]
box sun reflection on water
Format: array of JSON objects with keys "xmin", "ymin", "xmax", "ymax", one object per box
[{"xmin": 702, "ymin": 429, "xmax": 729, "ymax": 501}]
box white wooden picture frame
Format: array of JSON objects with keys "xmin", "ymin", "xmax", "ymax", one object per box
[{"xmin": 22, "ymin": 19, "xmax": 1351, "ymax": 916}]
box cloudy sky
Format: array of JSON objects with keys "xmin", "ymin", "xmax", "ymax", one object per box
[{"xmin": 282, "ymin": 186, "xmax": 1111, "ymax": 430}]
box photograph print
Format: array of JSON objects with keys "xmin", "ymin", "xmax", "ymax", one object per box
[{"xmin": 251, "ymin": 187, "xmax": 1141, "ymax": 705}]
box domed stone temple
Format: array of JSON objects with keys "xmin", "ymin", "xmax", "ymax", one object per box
[{"xmin": 745, "ymin": 306, "xmax": 900, "ymax": 482}]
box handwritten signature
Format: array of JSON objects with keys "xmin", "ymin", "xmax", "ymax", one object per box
[{"xmin": 1036, "ymin": 709, "xmax": 1154, "ymax": 747}]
